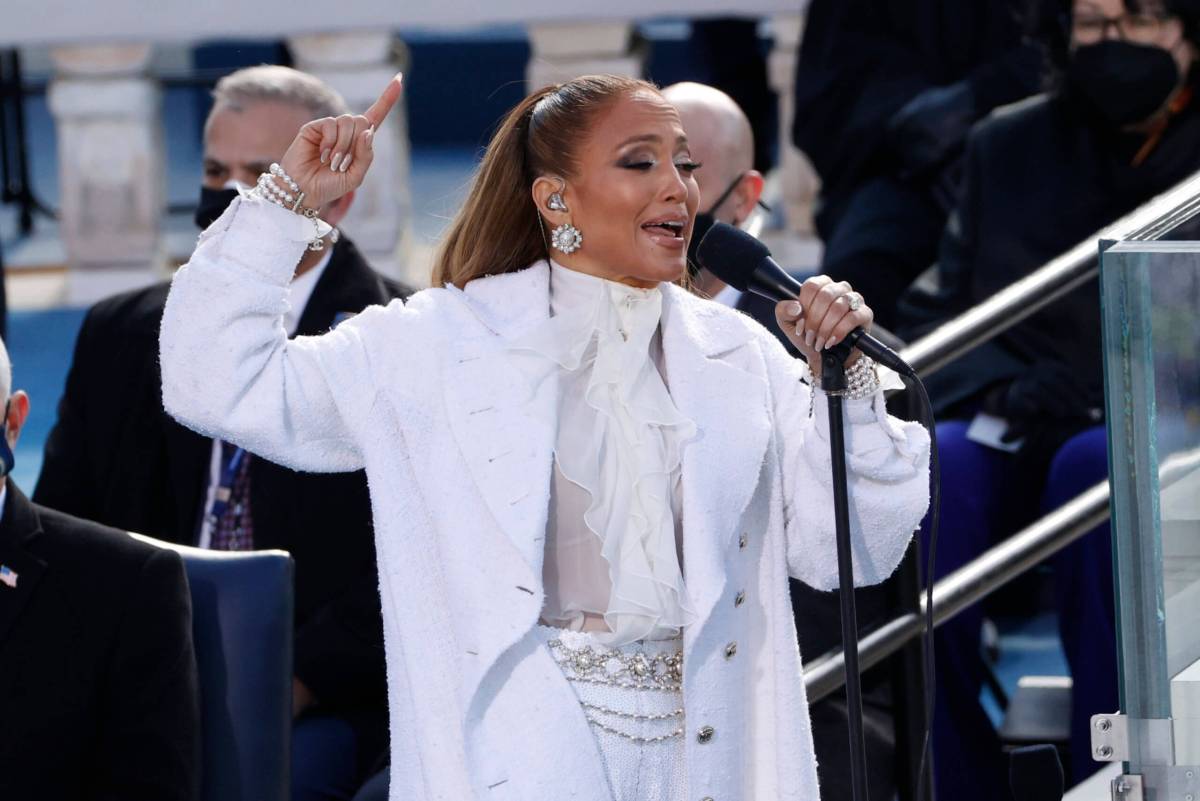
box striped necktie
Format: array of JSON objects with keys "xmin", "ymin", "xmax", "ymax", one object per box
[{"xmin": 209, "ymin": 440, "xmax": 254, "ymax": 551}]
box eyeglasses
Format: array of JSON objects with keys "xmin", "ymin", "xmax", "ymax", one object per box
[{"xmin": 1073, "ymin": 12, "xmax": 1174, "ymax": 45}]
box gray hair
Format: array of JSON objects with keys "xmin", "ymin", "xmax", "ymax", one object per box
[{"xmin": 209, "ymin": 65, "xmax": 349, "ymax": 125}]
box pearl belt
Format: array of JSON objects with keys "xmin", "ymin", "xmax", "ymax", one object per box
[{"xmin": 546, "ymin": 636, "xmax": 685, "ymax": 743}]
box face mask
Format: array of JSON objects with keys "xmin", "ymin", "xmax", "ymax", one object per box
[
  {"xmin": 687, "ymin": 173, "xmax": 748, "ymax": 278},
  {"xmin": 1067, "ymin": 40, "xmax": 1181, "ymax": 127},
  {"xmin": 195, "ymin": 184, "xmax": 243, "ymax": 229}
]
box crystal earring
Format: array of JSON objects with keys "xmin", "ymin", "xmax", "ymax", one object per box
[
  {"xmin": 551, "ymin": 222, "xmax": 583, "ymax": 254},
  {"xmin": 547, "ymin": 192, "xmax": 568, "ymax": 212}
]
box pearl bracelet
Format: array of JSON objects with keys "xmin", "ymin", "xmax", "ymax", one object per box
[
  {"xmin": 248, "ymin": 163, "xmax": 333, "ymax": 252},
  {"xmin": 824, "ymin": 355, "xmax": 880, "ymax": 400},
  {"xmin": 806, "ymin": 355, "xmax": 880, "ymax": 416}
]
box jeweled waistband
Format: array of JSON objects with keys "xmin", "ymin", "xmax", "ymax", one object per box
[{"xmin": 540, "ymin": 626, "xmax": 683, "ymax": 692}]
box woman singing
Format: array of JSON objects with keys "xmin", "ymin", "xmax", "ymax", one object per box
[{"xmin": 161, "ymin": 73, "xmax": 930, "ymax": 801}]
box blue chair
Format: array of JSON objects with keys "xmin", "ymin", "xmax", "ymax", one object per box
[{"xmin": 132, "ymin": 534, "xmax": 294, "ymax": 801}]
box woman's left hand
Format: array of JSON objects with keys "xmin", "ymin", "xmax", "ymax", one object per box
[{"xmin": 774, "ymin": 276, "xmax": 874, "ymax": 377}]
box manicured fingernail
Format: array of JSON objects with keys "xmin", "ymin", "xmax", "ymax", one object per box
[
  {"xmin": 805, "ymin": 330, "xmax": 815, "ymax": 348},
  {"xmin": 785, "ymin": 301, "xmax": 802, "ymax": 316},
  {"xmin": 815, "ymin": 337, "xmax": 826, "ymax": 352},
  {"xmin": 364, "ymin": 126, "xmax": 375, "ymax": 148},
  {"xmin": 340, "ymin": 154, "xmax": 353, "ymax": 172},
  {"xmin": 827, "ymin": 335, "xmax": 839, "ymax": 348},
  {"xmin": 795, "ymin": 322, "xmax": 805, "ymax": 337},
  {"xmin": 320, "ymin": 149, "xmax": 330, "ymax": 164},
  {"xmin": 330, "ymin": 153, "xmax": 342, "ymax": 171}
]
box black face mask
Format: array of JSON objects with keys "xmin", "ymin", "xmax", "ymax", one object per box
[
  {"xmin": 195, "ymin": 185, "xmax": 241, "ymax": 229},
  {"xmin": 1067, "ymin": 40, "xmax": 1181, "ymax": 127},
  {"xmin": 687, "ymin": 173, "xmax": 764, "ymax": 277}
]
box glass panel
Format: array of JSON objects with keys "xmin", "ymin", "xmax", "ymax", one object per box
[{"xmin": 1102, "ymin": 241, "xmax": 1200, "ymax": 741}]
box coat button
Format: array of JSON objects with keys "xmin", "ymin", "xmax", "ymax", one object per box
[
  {"xmin": 734, "ymin": 590, "xmax": 745, "ymax": 607},
  {"xmin": 724, "ymin": 641, "xmax": 738, "ymax": 660},
  {"xmin": 738, "ymin": 533, "xmax": 748, "ymax": 550},
  {"xmin": 701, "ymin": 797, "xmax": 715, "ymax": 801},
  {"xmin": 697, "ymin": 725, "xmax": 715, "ymax": 744}
]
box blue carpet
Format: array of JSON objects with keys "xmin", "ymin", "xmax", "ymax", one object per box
[{"xmin": 982, "ymin": 613, "xmax": 1070, "ymax": 728}]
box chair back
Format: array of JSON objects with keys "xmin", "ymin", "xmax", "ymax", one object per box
[{"xmin": 132, "ymin": 534, "xmax": 293, "ymax": 801}]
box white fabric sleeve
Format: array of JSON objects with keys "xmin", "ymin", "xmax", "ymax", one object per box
[
  {"xmin": 765, "ymin": 340, "xmax": 931, "ymax": 591},
  {"xmin": 160, "ymin": 195, "xmax": 395, "ymax": 473}
]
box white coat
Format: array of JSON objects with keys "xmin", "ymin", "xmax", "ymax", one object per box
[{"xmin": 160, "ymin": 197, "xmax": 931, "ymax": 801}]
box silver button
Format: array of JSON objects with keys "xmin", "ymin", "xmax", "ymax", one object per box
[
  {"xmin": 738, "ymin": 533, "xmax": 748, "ymax": 550},
  {"xmin": 734, "ymin": 590, "xmax": 745, "ymax": 607},
  {"xmin": 697, "ymin": 725, "xmax": 715, "ymax": 744},
  {"xmin": 701, "ymin": 797, "xmax": 715, "ymax": 801},
  {"xmin": 724, "ymin": 641, "xmax": 738, "ymax": 660}
]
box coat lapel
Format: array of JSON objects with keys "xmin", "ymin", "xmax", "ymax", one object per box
[
  {"xmin": 0, "ymin": 483, "xmax": 49, "ymax": 649},
  {"xmin": 161, "ymin": 417, "xmax": 212, "ymax": 544},
  {"xmin": 442, "ymin": 263, "xmax": 558, "ymax": 582},
  {"xmin": 660, "ymin": 286, "xmax": 772, "ymax": 642}
]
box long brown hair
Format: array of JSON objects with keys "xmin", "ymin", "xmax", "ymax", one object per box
[{"xmin": 432, "ymin": 74, "xmax": 660, "ymax": 289}]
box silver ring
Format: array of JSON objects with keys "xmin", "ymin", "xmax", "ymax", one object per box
[{"xmin": 846, "ymin": 292, "xmax": 863, "ymax": 312}]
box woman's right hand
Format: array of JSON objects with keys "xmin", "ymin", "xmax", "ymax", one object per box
[{"xmin": 279, "ymin": 73, "xmax": 404, "ymax": 209}]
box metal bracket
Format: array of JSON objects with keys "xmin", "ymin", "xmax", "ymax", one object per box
[
  {"xmin": 1111, "ymin": 774, "xmax": 1144, "ymax": 800},
  {"xmin": 1093, "ymin": 713, "xmax": 1131, "ymax": 762}
]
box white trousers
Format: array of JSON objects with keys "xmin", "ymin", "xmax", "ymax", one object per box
[{"xmin": 535, "ymin": 626, "xmax": 687, "ymax": 801}]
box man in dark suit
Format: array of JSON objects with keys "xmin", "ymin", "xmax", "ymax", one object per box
[
  {"xmin": 34, "ymin": 66, "xmax": 411, "ymax": 801},
  {"xmin": 0, "ymin": 338, "xmax": 200, "ymax": 800},
  {"xmin": 665, "ymin": 81, "xmax": 900, "ymax": 801}
]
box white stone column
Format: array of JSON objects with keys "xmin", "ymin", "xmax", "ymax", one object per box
[
  {"xmin": 526, "ymin": 22, "xmax": 644, "ymax": 90},
  {"xmin": 47, "ymin": 44, "xmax": 166, "ymax": 302},
  {"xmin": 766, "ymin": 14, "xmax": 820, "ymax": 238},
  {"xmin": 290, "ymin": 32, "xmax": 413, "ymax": 284}
]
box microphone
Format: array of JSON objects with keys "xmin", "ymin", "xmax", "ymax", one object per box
[
  {"xmin": 696, "ymin": 222, "xmax": 915, "ymax": 377},
  {"xmin": 1008, "ymin": 745, "xmax": 1065, "ymax": 801}
]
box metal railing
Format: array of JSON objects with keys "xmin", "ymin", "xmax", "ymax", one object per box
[
  {"xmin": 803, "ymin": 167, "xmax": 1200, "ymax": 703},
  {"xmin": 807, "ymin": 480, "xmax": 1111, "ymax": 702},
  {"xmin": 900, "ymin": 169, "xmax": 1200, "ymax": 379}
]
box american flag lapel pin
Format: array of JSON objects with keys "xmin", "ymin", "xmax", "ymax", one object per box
[{"xmin": 0, "ymin": 564, "xmax": 17, "ymax": 589}]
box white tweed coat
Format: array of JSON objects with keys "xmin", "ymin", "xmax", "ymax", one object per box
[{"xmin": 160, "ymin": 197, "xmax": 931, "ymax": 801}]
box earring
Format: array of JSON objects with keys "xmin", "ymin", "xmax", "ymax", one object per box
[
  {"xmin": 547, "ymin": 192, "xmax": 568, "ymax": 212},
  {"xmin": 551, "ymin": 222, "xmax": 583, "ymax": 254}
]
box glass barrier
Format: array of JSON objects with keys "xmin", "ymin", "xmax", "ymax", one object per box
[{"xmin": 1101, "ymin": 241, "xmax": 1200, "ymax": 795}]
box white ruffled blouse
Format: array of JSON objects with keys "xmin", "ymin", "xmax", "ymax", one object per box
[{"xmin": 511, "ymin": 261, "xmax": 698, "ymax": 646}]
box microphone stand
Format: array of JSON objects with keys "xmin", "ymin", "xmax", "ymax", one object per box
[{"xmin": 821, "ymin": 345, "xmax": 870, "ymax": 801}]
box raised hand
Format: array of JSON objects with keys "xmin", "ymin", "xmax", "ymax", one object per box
[{"xmin": 278, "ymin": 73, "xmax": 404, "ymax": 209}]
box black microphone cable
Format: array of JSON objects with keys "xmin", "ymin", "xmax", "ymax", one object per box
[{"xmin": 910, "ymin": 375, "xmax": 941, "ymax": 801}]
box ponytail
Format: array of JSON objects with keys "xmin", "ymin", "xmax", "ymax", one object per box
[{"xmin": 432, "ymin": 74, "xmax": 658, "ymax": 289}]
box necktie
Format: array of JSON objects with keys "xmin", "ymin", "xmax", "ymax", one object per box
[{"xmin": 209, "ymin": 440, "xmax": 254, "ymax": 551}]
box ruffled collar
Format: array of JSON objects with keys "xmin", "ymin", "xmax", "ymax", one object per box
[{"xmin": 511, "ymin": 261, "xmax": 697, "ymax": 645}]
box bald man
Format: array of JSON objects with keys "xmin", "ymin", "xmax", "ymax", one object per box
[
  {"xmin": 665, "ymin": 81, "xmax": 899, "ymax": 801},
  {"xmin": 662, "ymin": 82, "xmax": 766, "ymax": 303}
]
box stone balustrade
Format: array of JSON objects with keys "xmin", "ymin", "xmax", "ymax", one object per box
[{"xmin": 5, "ymin": 5, "xmax": 817, "ymax": 297}]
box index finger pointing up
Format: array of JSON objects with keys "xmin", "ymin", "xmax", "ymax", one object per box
[{"xmin": 364, "ymin": 73, "xmax": 404, "ymax": 130}]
